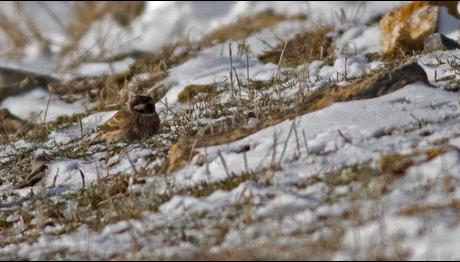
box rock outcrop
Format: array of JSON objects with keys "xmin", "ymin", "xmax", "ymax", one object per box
[
  {"xmin": 424, "ymin": 32, "xmax": 460, "ymax": 52},
  {"xmin": 380, "ymin": 1, "xmax": 438, "ymax": 56}
]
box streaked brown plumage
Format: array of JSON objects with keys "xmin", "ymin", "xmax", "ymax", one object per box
[
  {"xmin": 14, "ymin": 153, "xmax": 51, "ymax": 189},
  {"xmin": 0, "ymin": 108, "xmax": 32, "ymax": 135},
  {"xmin": 97, "ymin": 95, "xmax": 160, "ymax": 143}
]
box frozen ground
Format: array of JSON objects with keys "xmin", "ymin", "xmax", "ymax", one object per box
[{"xmin": 1, "ymin": 1, "xmax": 460, "ymax": 260}]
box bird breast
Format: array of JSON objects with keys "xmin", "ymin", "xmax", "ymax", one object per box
[{"xmin": 133, "ymin": 112, "xmax": 160, "ymax": 136}]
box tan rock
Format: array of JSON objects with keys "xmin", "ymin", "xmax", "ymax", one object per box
[
  {"xmin": 424, "ymin": 33, "xmax": 460, "ymax": 52},
  {"xmin": 380, "ymin": 1, "xmax": 438, "ymax": 56}
]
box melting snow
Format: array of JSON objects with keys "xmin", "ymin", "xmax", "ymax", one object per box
[
  {"xmin": 2, "ymin": 1, "xmax": 460, "ymax": 260},
  {"xmin": 0, "ymin": 88, "xmax": 90, "ymax": 123}
]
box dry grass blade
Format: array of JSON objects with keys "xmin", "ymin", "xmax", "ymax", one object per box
[
  {"xmin": 79, "ymin": 169, "xmax": 86, "ymax": 188},
  {"xmin": 218, "ymin": 151, "xmax": 231, "ymax": 177},
  {"xmin": 16, "ymin": 110, "xmax": 42, "ymax": 136},
  {"xmin": 42, "ymin": 92, "xmax": 53, "ymax": 124},
  {"xmin": 229, "ymin": 42, "xmax": 236, "ymax": 101},
  {"xmin": 272, "ymin": 39, "xmax": 288, "ymax": 95},
  {"xmin": 258, "ymin": 24, "xmax": 334, "ymax": 67},
  {"xmin": 278, "ymin": 118, "xmax": 297, "ymax": 165}
]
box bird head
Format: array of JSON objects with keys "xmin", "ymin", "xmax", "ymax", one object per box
[{"xmin": 129, "ymin": 95, "xmax": 156, "ymax": 115}]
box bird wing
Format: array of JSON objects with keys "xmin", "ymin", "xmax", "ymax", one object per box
[{"xmin": 99, "ymin": 109, "xmax": 132, "ymax": 132}]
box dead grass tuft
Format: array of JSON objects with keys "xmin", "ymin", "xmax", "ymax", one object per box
[
  {"xmin": 188, "ymin": 238, "xmax": 342, "ymax": 261},
  {"xmin": 166, "ymin": 61, "xmax": 429, "ymax": 172},
  {"xmin": 132, "ymin": 41, "xmax": 195, "ymax": 71},
  {"xmin": 398, "ymin": 200, "xmax": 460, "ymax": 217},
  {"xmin": 379, "ymin": 146, "xmax": 449, "ymax": 178},
  {"xmin": 379, "ymin": 153, "xmax": 414, "ymax": 175},
  {"xmin": 258, "ymin": 24, "xmax": 334, "ymax": 67},
  {"xmin": 62, "ymin": 2, "xmax": 146, "ymax": 57},
  {"xmin": 202, "ymin": 10, "xmax": 307, "ymax": 46},
  {"xmin": 177, "ymin": 84, "xmax": 218, "ymax": 104},
  {"xmin": 49, "ymin": 63, "xmax": 168, "ymax": 111},
  {"xmin": 0, "ymin": 5, "xmax": 29, "ymax": 57},
  {"xmin": 0, "ymin": 2, "xmax": 145, "ymax": 64}
]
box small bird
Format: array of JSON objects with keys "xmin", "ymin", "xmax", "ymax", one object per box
[
  {"xmin": 95, "ymin": 95, "xmax": 161, "ymax": 143},
  {"xmin": 14, "ymin": 153, "xmax": 51, "ymax": 189},
  {"xmin": 0, "ymin": 108, "xmax": 33, "ymax": 135}
]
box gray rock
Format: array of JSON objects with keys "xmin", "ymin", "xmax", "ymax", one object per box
[{"xmin": 424, "ymin": 33, "xmax": 460, "ymax": 52}]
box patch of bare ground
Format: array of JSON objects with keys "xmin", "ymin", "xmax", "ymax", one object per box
[
  {"xmin": 171, "ymin": 235, "xmax": 343, "ymax": 261},
  {"xmin": 166, "ymin": 60, "xmax": 429, "ymax": 172}
]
